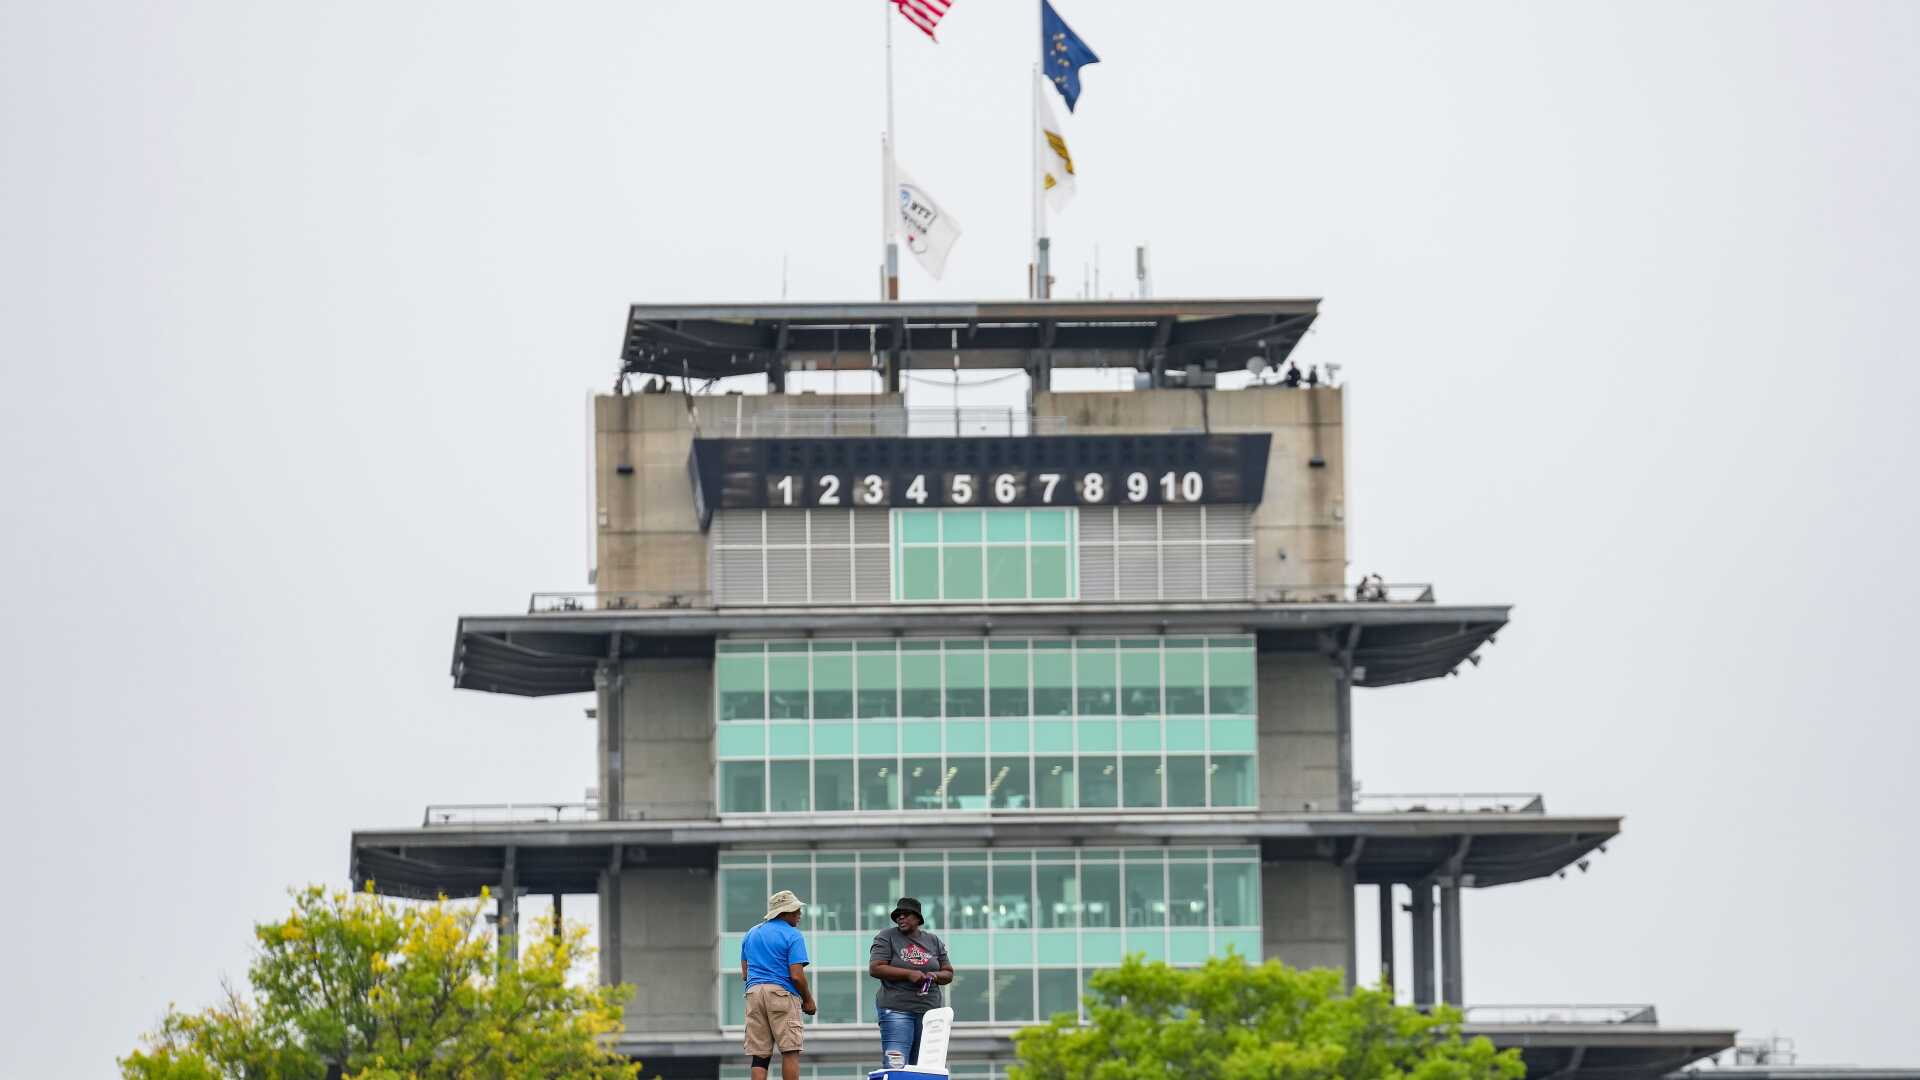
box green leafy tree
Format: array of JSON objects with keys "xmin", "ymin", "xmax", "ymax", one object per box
[
  {"xmin": 121, "ymin": 884, "xmax": 639, "ymax": 1080},
  {"xmin": 1012, "ymin": 955, "xmax": 1523, "ymax": 1080}
]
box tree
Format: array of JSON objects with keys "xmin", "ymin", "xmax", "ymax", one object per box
[
  {"xmin": 121, "ymin": 884, "xmax": 639, "ymax": 1080},
  {"xmin": 1011, "ymin": 955, "xmax": 1523, "ymax": 1080}
]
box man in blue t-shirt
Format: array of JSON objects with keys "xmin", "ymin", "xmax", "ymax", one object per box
[{"xmin": 741, "ymin": 889, "xmax": 816, "ymax": 1080}]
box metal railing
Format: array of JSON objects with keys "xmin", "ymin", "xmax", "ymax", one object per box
[
  {"xmin": 1355, "ymin": 792, "xmax": 1545, "ymax": 814},
  {"xmin": 1259, "ymin": 583, "xmax": 1436, "ymax": 604},
  {"xmin": 422, "ymin": 803, "xmax": 603, "ymax": 827},
  {"xmin": 525, "ymin": 586, "xmax": 1441, "ymax": 614},
  {"xmin": 529, "ymin": 591, "xmax": 712, "ymax": 613},
  {"xmin": 694, "ymin": 405, "xmax": 1067, "ymax": 438},
  {"xmin": 1463, "ymin": 1005, "xmax": 1659, "ymax": 1026}
]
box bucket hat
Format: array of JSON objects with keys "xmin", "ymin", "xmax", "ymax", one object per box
[
  {"xmin": 764, "ymin": 889, "xmax": 805, "ymax": 922},
  {"xmin": 890, "ymin": 896, "xmax": 924, "ymax": 923}
]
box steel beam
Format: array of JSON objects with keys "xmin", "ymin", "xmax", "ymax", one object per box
[
  {"xmin": 498, "ymin": 845, "xmax": 518, "ymax": 968},
  {"xmin": 1441, "ymin": 878, "xmax": 1463, "ymax": 1006},
  {"xmin": 1410, "ymin": 881, "xmax": 1435, "ymax": 1009},
  {"xmin": 1378, "ymin": 883, "xmax": 1396, "ymax": 994}
]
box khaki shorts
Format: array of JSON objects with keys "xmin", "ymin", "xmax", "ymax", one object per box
[{"xmin": 744, "ymin": 984, "xmax": 805, "ymax": 1056}]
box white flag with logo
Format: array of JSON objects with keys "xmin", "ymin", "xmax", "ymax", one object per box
[
  {"xmin": 895, "ymin": 164, "xmax": 963, "ymax": 280},
  {"xmin": 1038, "ymin": 87, "xmax": 1076, "ymax": 213}
]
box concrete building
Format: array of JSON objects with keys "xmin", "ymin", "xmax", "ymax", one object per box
[{"xmin": 351, "ymin": 300, "xmax": 1740, "ymax": 1079}]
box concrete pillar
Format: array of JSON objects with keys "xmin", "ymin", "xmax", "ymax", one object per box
[
  {"xmin": 1409, "ymin": 882, "xmax": 1435, "ymax": 1009},
  {"xmin": 599, "ymin": 846, "xmax": 624, "ymax": 986},
  {"xmin": 498, "ymin": 846, "xmax": 519, "ymax": 968},
  {"xmin": 1377, "ymin": 883, "xmax": 1396, "ymax": 993},
  {"xmin": 1334, "ymin": 663, "xmax": 1353, "ymax": 811},
  {"xmin": 1440, "ymin": 880, "xmax": 1464, "ymax": 1007},
  {"xmin": 552, "ymin": 893, "xmax": 564, "ymax": 941},
  {"xmin": 597, "ymin": 665, "xmax": 624, "ymax": 821}
]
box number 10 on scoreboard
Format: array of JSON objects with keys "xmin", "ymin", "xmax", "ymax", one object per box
[{"xmin": 764, "ymin": 469, "xmax": 1208, "ymax": 508}]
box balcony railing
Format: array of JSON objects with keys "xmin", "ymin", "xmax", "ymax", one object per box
[
  {"xmin": 422, "ymin": 803, "xmax": 603, "ymax": 827},
  {"xmin": 694, "ymin": 405, "xmax": 1067, "ymax": 438},
  {"xmin": 1354, "ymin": 792, "xmax": 1545, "ymax": 814},
  {"xmin": 1463, "ymin": 1004, "xmax": 1659, "ymax": 1026},
  {"xmin": 525, "ymin": 585, "xmax": 1439, "ymax": 614}
]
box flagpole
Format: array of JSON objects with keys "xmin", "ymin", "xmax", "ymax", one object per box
[
  {"xmin": 1030, "ymin": 63, "xmax": 1041, "ymax": 299},
  {"xmin": 883, "ymin": 3, "xmax": 900, "ymax": 301}
]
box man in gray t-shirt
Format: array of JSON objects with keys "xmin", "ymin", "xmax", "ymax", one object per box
[{"xmin": 868, "ymin": 897, "xmax": 954, "ymax": 1067}]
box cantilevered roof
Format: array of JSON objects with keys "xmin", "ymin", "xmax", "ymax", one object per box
[
  {"xmin": 620, "ymin": 298, "xmax": 1319, "ymax": 382},
  {"xmin": 350, "ymin": 810, "xmax": 1610, "ymax": 900},
  {"xmin": 450, "ymin": 602, "xmax": 1509, "ymax": 697}
]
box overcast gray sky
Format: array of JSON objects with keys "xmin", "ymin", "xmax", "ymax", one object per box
[{"xmin": 4, "ymin": 1, "xmax": 1918, "ymax": 1075}]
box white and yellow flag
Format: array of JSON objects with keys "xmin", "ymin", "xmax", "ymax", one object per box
[
  {"xmin": 896, "ymin": 163, "xmax": 963, "ymax": 280},
  {"xmin": 1038, "ymin": 87, "xmax": 1077, "ymax": 213}
]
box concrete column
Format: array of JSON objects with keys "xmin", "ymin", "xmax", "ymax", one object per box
[
  {"xmin": 1440, "ymin": 880, "xmax": 1464, "ymax": 1007},
  {"xmin": 1334, "ymin": 662, "xmax": 1353, "ymax": 811},
  {"xmin": 1409, "ymin": 882, "xmax": 1435, "ymax": 1009},
  {"xmin": 596, "ymin": 665, "xmax": 625, "ymax": 821},
  {"xmin": 552, "ymin": 893, "xmax": 564, "ymax": 941},
  {"xmin": 1377, "ymin": 883, "xmax": 1396, "ymax": 994},
  {"xmin": 498, "ymin": 846, "xmax": 519, "ymax": 968},
  {"xmin": 599, "ymin": 845, "xmax": 624, "ymax": 986}
]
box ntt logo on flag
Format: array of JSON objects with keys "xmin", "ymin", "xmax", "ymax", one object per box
[{"xmin": 900, "ymin": 185, "xmax": 940, "ymax": 234}]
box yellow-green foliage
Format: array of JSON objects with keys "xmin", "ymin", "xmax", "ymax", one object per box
[
  {"xmin": 1011, "ymin": 954, "xmax": 1524, "ymax": 1080},
  {"xmin": 121, "ymin": 884, "xmax": 639, "ymax": 1080}
]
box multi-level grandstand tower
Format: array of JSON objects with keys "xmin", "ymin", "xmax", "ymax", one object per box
[{"xmin": 351, "ymin": 299, "xmax": 1740, "ymax": 1079}]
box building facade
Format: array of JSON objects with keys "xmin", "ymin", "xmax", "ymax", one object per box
[{"xmin": 352, "ymin": 300, "xmax": 1737, "ymax": 1079}]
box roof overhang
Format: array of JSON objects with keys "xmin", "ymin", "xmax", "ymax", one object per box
[
  {"xmin": 349, "ymin": 810, "xmax": 1616, "ymax": 900},
  {"xmin": 450, "ymin": 602, "xmax": 1511, "ymax": 697},
  {"xmin": 621, "ymin": 298, "xmax": 1319, "ymax": 383}
]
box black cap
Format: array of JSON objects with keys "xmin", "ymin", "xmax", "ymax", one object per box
[{"xmin": 890, "ymin": 896, "xmax": 924, "ymax": 922}]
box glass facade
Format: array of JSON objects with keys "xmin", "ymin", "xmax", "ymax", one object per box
[
  {"xmin": 893, "ymin": 509, "xmax": 1075, "ymax": 603},
  {"xmin": 715, "ymin": 637, "xmax": 1259, "ymax": 814},
  {"xmin": 717, "ymin": 847, "xmax": 1262, "ymax": 1028}
]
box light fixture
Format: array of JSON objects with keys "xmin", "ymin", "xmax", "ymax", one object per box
[{"xmin": 1308, "ymin": 455, "xmax": 1326, "ymax": 468}]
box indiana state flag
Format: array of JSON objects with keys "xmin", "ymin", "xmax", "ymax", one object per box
[{"xmin": 1041, "ymin": 0, "xmax": 1100, "ymax": 111}]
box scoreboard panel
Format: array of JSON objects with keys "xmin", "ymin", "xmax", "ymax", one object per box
[{"xmin": 686, "ymin": 434, "xmax": 1271, "ymax": 528}]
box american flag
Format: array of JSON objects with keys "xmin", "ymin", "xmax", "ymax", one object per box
[{"xmin": 891, "ymin": 0, "xmax": 952, "ymax": 41}]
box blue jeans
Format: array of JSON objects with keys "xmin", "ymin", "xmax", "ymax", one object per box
[{"xmin": 876, "ymin": 1007, "xmax": 924, "ymax": 1067}]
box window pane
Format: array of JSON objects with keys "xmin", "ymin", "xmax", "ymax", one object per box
[
  {"xmin": 945, "ymin": 651, "xmax": 985, "ymax": 717},
  {"xmin": 900, "ymin": 653, "xmax": 942, "ymax": 718},
  {"xmin": 1120, "ymin": 647, "xmax": 1161, "ymax": 716},
  {"xmin": 949, "ymin": 865, "xmax": 989, "ymax": 930},
  {"xmin": 857, "ymin": 652, "xmax": 897, "ymax": 719},
  {"xmin": 1034, "ymin": 756, "xmax": 1075, "ymax": 808},
  {"xmin": 860, "ymin": 863, "xmax": 902, "ymax": 932},
  {"xmin": 993, "ymin": 969, "xmax": 1035, "ymax": 1023},
  {"xmin": 1125, "ymin": 862, "xmax": 1166, "ymax": 927},
  {"xmin": 859, "ymin": 758, "xmax": 900, "ymax": 811},
  {"xmin": 1030, "ymin": 547, "xmax": 1069, "ymax": 599},
  {"xmin": 902, "ymin": 548, "xmax": 941, "ymax": 601},
  {"xmin": 1213, "ymin": 862, "xmax": 1258, "ymax": 927},
  {"xmin": 813, "ymin": 654, "xmax": 853, "ymax": 720},
  {"xmin": 722, "ymin": 867, "xmax": 770, "ymax": 934},
  {"xmin": 1076, "ymin": 648, "xmax": 1116, "ymax": 715},
  {"xmin": 950, "ymin": 969, "xmax": 990, "ymax": 1023},
  {"xmin": 815, "ymin": 866, "xmax": 856, "ymax": 932},
  {"xmin": 717, "ymin": 655, "xmax": 765, "ymax": 721},
  {"xmin": 769, "ymin": 761, "xmax": 810, "ymax": 813},
  {"xmin": 986, "ymin": 509, "xmax": 1027, "ymax": 542},
  {"xmin": 1122, "ymin": 755, "xmax": 1163, "ymax": 808},
  {"xmin": 1208, "ymin": 646, "xmax": 1255, "ymax": 715},
  {"xmin": 904, "ymin": 757, "xmax": 943, "ymax": 811},
  {"xmin": 1165, "ymin": 649, "xmax": 1206, "ymax": 713},
  {"xmin": 768, "ymin": 656, "xmax": 808, "ymax": 720},
  {"xmin": 942, "ymin": 510, "xmax": 983, "ymax": 543},
  {"xmin": 1031, "ymin": 509, "xmax": 1069, "ymax": 542},
  {"xmin": 986, "ymin": 547, "xmax": 1026, "ymax": 599},
  {"xmin": 814, "ymin": 759, "xmax": 855, "ymax": 812},
  {"xmin": 1166, "ymin": 756, "xmax": 1208, "ymax": 807},
  {"xmin": 900, "ymin": 510, "xmax": 940, "ymax": 543},
  {"xmin": 1079, "ymin": 756, "xmax": 1118, "ymax": 808},
  {"xmin": 720, "ymin": 763, "xmax": 765, "ymax": 813},
  {"xmin": 1169, "ymin": 863, "xmax": 1208, "ymax": 927},
  {"xmin": 990, "ymin": 756, "xmax": 1031, "ymax": 809},
  {"xmin": 1210, "ymin": 755, "xmax": 1256, "ymax": 807},
  {"xmin": 904, "ymin": 865, "xmax": 945, "ymax": 930},
  {"xmin": 1080, "ymin": 863, "xmax": 1119, "ymax": 929},
  {"xmin": 723, "ymin": 972, "xmax": 746, "ymax": 1025},
  {"xmin": 1032, "ymin": 651, "xmax": 1073, "ymax": 716},
  {"xmin": 1036, "ymin": 864, "xmax": 1076, "ymax": 930},
  {"xmin": 943, "ymin": 547, "xmax": 983, "ymax": 599},
  {"xmin": 945, "ymin": 756, "xmax": 986, "ymax": 811},
  {"xmin": 817, "ymin": 969, "xmax": 858, "ymax": 1025},
  {"xmin": 990, "ymin": 861, "xmax": 1031, "ymax": 929},
  {"xmin": 989, "ymin": 651, "xmax": 1029, "ymax": 717},
  {"xmin": 1038, "ymin": 969, "xmax": 1080, "ymax": 1020}
]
